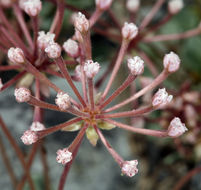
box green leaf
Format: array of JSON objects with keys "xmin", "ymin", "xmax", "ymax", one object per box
[
  {"xmin": 86, "ymin": 126, "xmax": 99, "ymax": 146},
  {"xmin": 61, "ymin": 120, "xmax": 83, "ymax": 131},
  {"xmin": 97, "ymin": 120, "xmax": 116, "ymax": 130}
]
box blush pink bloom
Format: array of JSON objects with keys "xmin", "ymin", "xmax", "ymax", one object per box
[
  {"xmin": 21, "ymin": 130, "xmax": 38, "ymax": 145},
  {"xmin": 121, "ymin": 160, "xmax": 138, "ymax": 177},
  {"xmin": 74, "ymin": 12, "xmax": 90, "ymax": 33},
  {"xmin": 55, "ymin": 92, "xmax": 71, "ymax": 110},
  {"xmin": 14, "ymin": 87, "xmax": 31, "ymax": 103},
  {"xmin": 30, "ymin": 121, "xmax": 46, "ymax": 131},
  {"xmin": 122, "ymin": 22, "xmax": 138, "ymax": 41},
  {"xmin": 127, "ymin": 56, "xmax": 144, "ymax": 75},
  {"xmin": 63, "ymin": 39, "xmax": 79, "ymax": 58},
  {"xmin": 56, "ymin": 148, "xmax": 73, "ymax": 165},
  {"xmin": 84, "ymin": 60, "xmax": 100, "ymax": 78},
  {"xmin": 168, "ymin": 0, "xmax": 183, "ymax": 15},
  {"xmin": 126, "ymin": 0, "xmax": 140, "ymax": 13},
  {"xmin": 8, "ymin": 47, "xmax": 25, "ymax": 65},
  {"xmin": 45, "ymin": 42, "xmax": 61, "ymax": 59},
  {"xmin": 37, "ymin": 31, "xmax": 55, "ymax": 50}
]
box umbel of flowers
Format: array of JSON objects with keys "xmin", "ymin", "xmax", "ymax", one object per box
[{"xmin": 9, "ymin": 8, "xmax": 188, "ymax": 178}]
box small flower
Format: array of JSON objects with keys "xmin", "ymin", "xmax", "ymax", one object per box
[
  {"xmin": 168, "ymin": 0, "xmax": 184, "ymax": 15},
  {"xmin": 55, "ymin": 92, "xmax": 71, "ymax": 110},
  {"xmin": 152, "ymin": 88, "xmax": 173, "ymax": 108},
  {"xmin": 45, "ymin": 42, "xmax": 61, "ymax": 59},
  {"xmin": 163, "ymin": 52, "xmax": 181, "ymax": 73},
  {"xmin": 37, "ymin": 31, "xmax": 55, "ymax": 50},
  {"xmin": 30, "ymin": 121, "xmax": 46, "ymax": 131},
  {"xmin": 126, "ymin": 0, "xmax": 140, "ymax": 13},
  {"xmin": 84, "ymin": 60, "xmax": 100, "ymax": 78},
  {"xmin": 56, "ymin": 148, "xmax": 72, "ymax": 165},
  {"xmin": 0, "ymin": 78, "xmax": 3, "ymax": 90},
  {"xmin": 74, "ymin": 65, "xmax": 82, "ymax": 81},
  {"xmin": 168, "ymin": 117, "xmax": 187, "ymax": 137},
  {"xmin": 14, "ymin": 87, "xmax": 31, "ymax": 103},
  {"xmin": 122, "ymin": 22, "xmax": 138, "ymax": 41},
  {"xmin": 127, "ymin": 56, "xmax": 144, "ymax": 75},
  {"xmin": 74, "ymin": 12, "xmax": 90, "ymax": 33},
  {"xmin": 95, "ymin": 0, "xmax": 113, "ymax": 10},
  {"xmin": 19, "ymin": 0, "xmax": 42, "ymax": 17},
  {"xmin": 121, "ymin": 160, "xmax": 138, "ymax": 177},
  {"xmin": 0, "ymin": 0, "xmax": 12, "ymax": 7},
  {"xmin": 21, "ymin": 130, "xmax": 38, "ymax": 145},
  {"xmin": 63, "ymin": 39, "xmax": 79, "ymax": 58},
  {"xmin": 8, "ymin": 47, "xmax": 25, "ymax": 65}
]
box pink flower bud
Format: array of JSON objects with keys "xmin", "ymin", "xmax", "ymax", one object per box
[
  {"xmin": 127, "ymin": 56, "xmax": 144, "ymax": 75},
  {"xmin": 152, "ymin": 88, "xmax": 173, "ymax": 108},
  {"xmin": 126, "ymin": 0, "xmax": 140, "ymax": 13},
  {"xmin": 19, "ymin": 0, "xmax": 42, "ymax": 17},
  {"xmin": 63, "ymin": 39, "xmax": 79, "ymax": 58},
  {"xmin": 168, "ymin": 0, "xmax": 183, "ymax": 15},
  {"xmin": 74, "ymin": 65, "xmax": 82, "ymax": 81},
  {"xmin": 55, "ymin": 92, "xmax": 71, "ymax": 110},
  {"xmin": 95, "ymin": 0, "xmax": 113, "ymax": 10},
  {"xmin": 84, "ymin": 60, "xmax": 100, "ymax": 78},
  {"xmin": 21, "ymin": 130, "xmax": 38, "ymax": 145},
  {"xmin": 14, "ymin": 87, "xmax": 31, "ymax": 103},
  {"xmin": 37, "ymin": 31, "xmax": 55, "ymax": 50},
  {"xmin": 122, "ymin": 22, "xmax": 138, "ymax": 41},
  {"xmin": 30, "ymin": 122, "xmax": 46, "ymax": 131},
  {"xmin": 45, "ymin": 42, "xmax": 61, "ymax": 59},
  {"xmin": 163, "ymin": 52, "xmax": 181, "ymax": 73},
  {"xmin": 8, "ymin": 47, "xmax": 25, "ymax": 64},
  {"xmin": 0, "ymin": 0, "xmax": 12, "ymax": 8},
  {"xmin": 121, "ymin": 160, "xmax": 138, "ymax": 177},
  {"xmin": 168, "ymin": 117, "xmax": 187, "ymax": 137},
  {"xmin": 74, "ymin": 12, "xmax": 90, "ymax": 33},
  {"xmin": 0, "ymin": 78, "xmax": 3, "ymax": 90},
  {"xmin": 56, "ymin": 148, "xmax": 72, "ymax": 165}
]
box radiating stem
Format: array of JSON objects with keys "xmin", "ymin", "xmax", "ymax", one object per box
[
  {"xmin": 88, "ymin": 78, "xmax": 95, "ymax": 110},
  {"xmin": 89, "ymin": 8, "xmax": 102, "ymax": 28},
  {"xmin": 32, "ymin": 16, "xmax": 39, "ymax": 58}
]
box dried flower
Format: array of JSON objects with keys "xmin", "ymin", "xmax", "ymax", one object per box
[
  {"xmin": 121, "ymin": 160, "xmax": 138, "ymax": 177},
  {"xmin": 63, "ymin": 39, "xmax": 79, "ymax": 58},
  {"xmin": 74, "ymin": 12, "xmax": 90, "ymax": 33},
  {"xmin": 55, "ymin": 92, "xmax": 71, "ymax": 110},
  {"xmin": 84, "ymin": 60, "xmax": 100, "ymax": 78},
  {"xmin": 45, "ymin": 42, "xmax": 61, "ymax": 59},
  {"xmin": 21, "ymin": 130, "xmax": 38, "ymax": 145},
  {"xmin": 8, "ymin": 47, "xmax": 25, "ymax": 65},
  {"xmin": 14, "ymin": 87, "xmax": 31, "ymax": 103},
  {"xmin": 168, "ymin": 0, "xmax": 184, "ymax": 15},
  {"xmin": 127, "ymin": 56, "xmax": 144, "ymax": 75},
  {"xmin": 122, "ymin": 22, "xmax": 138, "ymax": 41},
  {"xmin": 95, "ymin": 0, "xmax": 113, "ymax": 10},
  {"xmin": 37, "ymin": 31, "xmax": 55, "ymax": 50},
  {"xmin": 168, "ymin": 117, "xmax": 187, "ymax": 137},
  {"xmin": 126, "ymin": 0, "xmax": 140, "ymax": 13},
  {"xmin": 30, "ymin": 121, "xmax": 46, "ymax": 131},
  {"xmin": 56, "ymin": 148, "xmax": 72, "ymax": 165}
]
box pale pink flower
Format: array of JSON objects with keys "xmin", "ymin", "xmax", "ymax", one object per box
[
  {"xmin": 168, "ymin": 0, "xmax": 183, "ymax": 15},
  {"xmin": 152, "ymin": 88, "xmax": 173, "ymax": 108},
  {"xmin": 122, "ymin": 22, "xmax": 138, "ymax": 41},
  {"xmin": 95, "ymin": 0, "xmax": 113, "ymax": 10},
  {"xmin": 74, "ymin": 12, "xmax": 90, "ymax": 33},
  {"xmin": 126, "ymin": 0, "xmax": 140, "ymax": 13},
  {"xmin": 21, "ymin": 130, "xmax": 38, "ymax": 145},
  {"xmin": 45, "ymin": 42, "xmax": 61, "ymax": 59},
  {"xmin": 55, "ymin": 92, "xmax": 71, "ymax": 110},
  {"xmin": 121, "ymin": 160, "xmax": 138, "ymax": 177},
  {"xmin": 163, "ymin": 51, "xmax": 181, "ymax": 73},
  {"xmin": 127, "ymin": 56, "xmax": 144, "ymax": 75},
  {"xmin": 84, "ymin": 60, "xmax": 100, "ymax": 78},
  {"xmin": 30, "ymin": 121, "xmax": 46, "ymax": 131},
  {"xmin": 37, "ymin": 31, "xmax": 55, "ymax": 50},
  {"xmin": 56, "ymin": 148, "xmax": 72, "ymax": 165},
  {"xmin": 14, "ymin": 87, "xmax": 31, "ymax": 103},
  {"xmin": 8, "ymin": 47, "xmax": 25, "ymax": 65},
  {"xmin": 63, "ymin": 39, "xmax": 79, "ymax": 58},
  {"xmin": 168, "ymin": 117, "xmax": 187, "ymax": 137}
]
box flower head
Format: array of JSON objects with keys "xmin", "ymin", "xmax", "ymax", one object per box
[
  {"xmin": 127, "ymin": 56, "xmax": 144, "ymax": 75},
  {"xmin": 84, "ymin": 60, "xmax": 100, "ymax": 78},
  {"xmin": 63, "ymin": 39, "xmax": 79, "ymax": 58},
  {"xmin": 163, "ymin": 52, "xmax": 181, "ymax": 73},
  {"xmin": 168, "ymin": 117, "xmax": 187, "ymax": 137},
  {"xmin": 126, "ymin": 0, "xmax": 140, "ymax": 13},
  {"xmin": 8, "ymin": 47, "xmax": 25, "ymax": 65},
  {"xmin": 152, "ymin": 88, "xmax": 173, "ymax": 108},
  {"xmin": 74, "ymin": 12, "xmax": 90, "ymax": 33},
  {"xmin": 168, "ymin": 0, "xmax": 184, "ymax": 15},
  {"xmin": 56, "ymin": 148, "xmax": 72, "ymax": 165},
  {"xmin": 21, "ymin": 130, "xmax": 38, "ymax": 145},
  {"xmin": 121, "ymin": 160, "xmax": 138, "ymax": 177},
  {"xmin": 122, "ymin": 22, "xmax": 138, "ymax": 41},
  {"xmin": 30, "ymin": 121, "xmax": 46, "ymax": 131},
  {"xmin": 55, "ymin": 92, "xmax": 71, "ymax": 110},
  {"xmin": 37, "ymin": 31, "xmax": 55, "ymax": 50},
  {"xmin": 95, "ymin": 0, "xmax": 113, "ymax": 10},
  {"xmin": 14, "ymin": 87, "xmax": 31, "ymax": 103},
  {"xmin": 45, "ymin": 42, "xmax": 61, "ymax": 59}
]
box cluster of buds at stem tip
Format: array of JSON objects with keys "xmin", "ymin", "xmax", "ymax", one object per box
[
  {"xmin": 168, "ymin": 0, "xmax": 184, "ymax": 15},
  {"xmin": 7, "ymin": 47, "xmax": 25, "ymax": 65},
  {"xmin": 14, "ymin": 87, "xmax": 31, "ymax": 103},
  {"xmin": 95, "ymin": 0, "xmax": 113, "ymax": 11},
  {"xmin": 122, "ymin": 22, "xmax": 138, "ymax": 41},
  {"xmin": 21, "ymin": 130, "xmax": 38, "ymax": 145},
  {"xmin": 121, "ymin": 160, "xmax": 138, "ymax": 177},
  {"xmin": 30, "ymin": 121, "xmax": 46, "ymax": 131},
  {"xmin": 127, "ymin": 56, "xmax": 144, "ymax": 76},
  {"xmin": 74, "ymin": 12, "xmax": 90, "ymax": 34},
  {"xmin": 37, "ymin": 31, "xmax": 55, "ymax": 50},
  {"xmin": 19, "ymin": 0, "xmax": 42, "ymax": 17},
  {"xmin": 168, "ymin": 117, "xmax": 187, "ymax": 137},
  {"xmin": 55, "ymin": 92, "xmax": 71, "ymax": 111},
  {"xmin": 84, "ymin": 60, "xmax": 100, "ymax": 78},
  {"xmin": 63, "ymin": 39, "xmax": 79, "ymax": 58},
  {"xmin": 56, "ymin": 148, "xmax": 73, "ymax": 165},
  {"xmin": 45, "ymin": 42, "xmax": 61, "ymax": 59},
  {"xmin": 126, "ymin": 0, "xmax": 140, "ymax": 13}
]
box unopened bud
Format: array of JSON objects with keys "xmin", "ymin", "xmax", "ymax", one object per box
[
  {"xmin": 168, "ymin": 0, "xmax": 183, "ymax": 15},
  {"xmin": 21, "ymin": 130, "xmax": 38, "ymax": 145},
  {"xmin": 8, "ymin": 47, "xmax": 25, "ymax": 65},
  {"xmin": 37, "ymin": 31, "xmax": 55, "ymax": 50},
  {"xmin": 30, "ymin": 121, "xmax": 46, "ymax": 131},
  {"xmin": 95, "ymin": 0, "xmax": 113, "ymax": 10},
  {"xmin": 121, "ymin": 160, "xmax": 138, "ymax": 177},
  {"xmin": 122, "ymin": 22, "xmax": 138, "ymax": 41},
  {"xmin": 84, "ymin": 60, "xmax": 100, "ymax": 78},
  {"xmin": 126, "ymin": 0, "xmax": 140, "ymax": 13},
  {"xmin": 55, "ymin": 92, "xmax": 71, "ymax": 110},
  {"xmin": 56, "ymin": 148, "xmax": 72, "ymax": 165},
  {"xmin": 45, "ymin": 42, "xmax": 61, "ymax": 59},
  {"xmin": 14, "ymin": 87, "xmax": 31, "ymax": 103},
  {"xmin": 63, "ymin": 39, "xmax": 79, "ymax": 58},
  {"xmin": 74, "ymin": 12, "xmax": 90, "ymax": 33},
  {"xmin": 127, "ymin": 56, "xmax": 144, "ymax": 75}
]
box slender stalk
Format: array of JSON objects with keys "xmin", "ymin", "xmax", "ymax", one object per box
[
  {"xmin": 104, "ymin": 119, "xmax": 168, "ymax": 137},
  {"xmin": 32, "ymin": 16, "xmax": 39, "ymax": 58},
  {"xmin": 105, "ymin": 70, "xmax": 169, "ymax": 112},
  {"xmin": 82, "ymin": 32, "xmax": 92, "ymax": 60},
  {"xmin": 89, "ymin": 8, "xmax": 103, "ymax": 28},
  {"xmin": 88, "ymin": 78, "xmax": 95, "ymax": 110},
  {"xmin": 0, "ymin": 65, "xmax": 21, "ymax": 71}
]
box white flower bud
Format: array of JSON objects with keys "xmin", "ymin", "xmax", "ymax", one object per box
[
  {"xmin": 168, "ymin": 117, "xmax": 187, "ymax": 137},
  {"xmin": 45, "ymin": 42, "xmax": 61, "ymax": 59},
  {"xmin": 168, "ymin": 0, "xmax": 184, "ymax": 15},
  {"xmin": 14, "ymin": 87, "xmax": 31, "ymax": 103},
  {"xmin": 21, "ymin": 130, "xmax": 38, "ymax": 145},
  {"xmin": 55, "ymin": 92, "xmax": 71, "ymax": 110},
  {"xmin": 63, "ymin": 39, "xmax": 79, "ymax": 58},
  {"xmin": 37, "ymin": 31, "xmax": 55, "ymax": 50},
  {"xmin": 74, "ymin": 12, "xmax": 90, "ymax": 33},
  {"xmin": 56, "ymin": 148, "xmax": 72, "ymax": 165},
  {"xmin": 152, "ymin": 88, "xmax": 173, "ymax": 108},
  {"xmin": 30, "ymin": 122, "xmax": 46, "ymax": 131},
  {"xmin": 121, "ymin": 160, "xmax": 138, "ymax": 177},
  {"xmin": 95, "ymin": 0, "xmax": 113, "ymax": 10},
  {"xmin": 8, "ymin": 47, "xmax": 25, "ymax": 65},
  {"xmin": 126, "ymin": 0, "xmax": 140, "ymax": 13},
  {"xmin": 84, "ymin": 60, "xmax": 100, "ymax": 78},
  {"xmin": 163, "ymin": 51, "xmax": 181, "ymax": 73},
  {"xmin": 127, "ymin": 56, "xmax": 144, "ymax": 75},
  {"xmin": 122, "ymin": 22, "xmax": 138, "ymax": 41}
]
